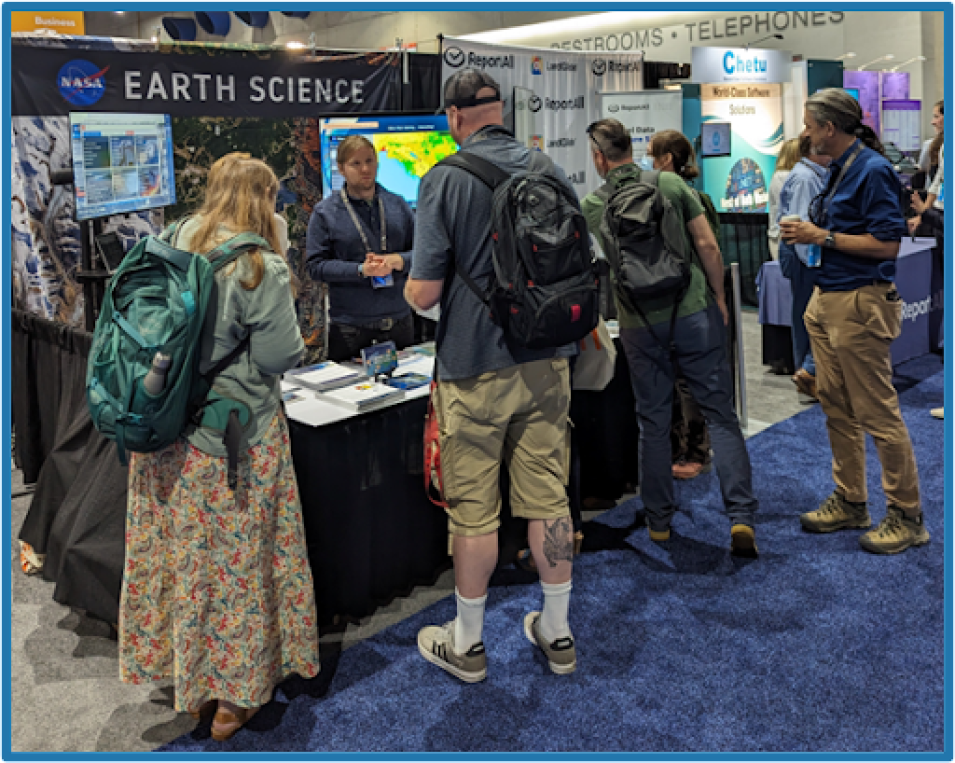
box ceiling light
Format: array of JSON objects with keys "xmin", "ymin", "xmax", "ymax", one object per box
[
  {"xmin": 460, "ymin": 12, "xmax": 703, "ymax": 44},
  {"xmin": 836, "ymin": 52, "xmax": 856, "ymax": 60},
  {"xmin": 857, "ymin": 54, "xmax": 895, "ymax": 71},
  {"xmin": 887, "ymin": 55, "xmax": 927, "ymax": 72}
]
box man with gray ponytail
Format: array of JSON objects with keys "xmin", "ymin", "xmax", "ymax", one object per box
[{"xmin": 780, "ymin": 88, "xmax": 927, "ymax": 555}]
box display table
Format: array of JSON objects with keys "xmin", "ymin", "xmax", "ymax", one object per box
[{"xmin": 757, "ymin": 238, "xmax": 942, "ymax": 367}]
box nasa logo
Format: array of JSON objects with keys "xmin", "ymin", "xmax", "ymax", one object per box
[
  {"xmin": 531, "ymin": 56, "xmax": 543, "ymax": 75},
  {"xmin": 592, "ymin": 59, "xmax": 607, "ymax": 76},
  {"xmin": 58, "ymin": 59, "xmax": 108, "ymax": 106}
]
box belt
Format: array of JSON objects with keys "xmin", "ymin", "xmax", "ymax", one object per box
[{"xmin": 818, "ymin": 280, "xmax": 893, "ymax": 294}]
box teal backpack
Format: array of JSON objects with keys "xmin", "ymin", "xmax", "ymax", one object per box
[{"xmin": 86, "ymin": 221, "xmax": 269, "ymax": 483}]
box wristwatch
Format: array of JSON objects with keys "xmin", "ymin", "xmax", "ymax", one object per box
[{"xmin": 824, "ymin": 231, "xmax": 836, "ymax": 249}]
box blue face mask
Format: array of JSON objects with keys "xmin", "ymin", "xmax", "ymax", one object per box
[{"xmin": 639, "ymin": 155, "xmax": 655, "ymax": 171}]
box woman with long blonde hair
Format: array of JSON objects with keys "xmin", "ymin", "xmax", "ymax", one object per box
[
  {"xmin": 119, "ymin": 154, "xmax": 319, "ymax": 742},
  {"xmin": 768, "ymin": 138, "xmax": 802, "ymax": 260}
]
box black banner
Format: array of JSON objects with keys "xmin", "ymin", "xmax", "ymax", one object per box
[{"xmin": 12, "ymin": 44, "xmax": 401, "ymax": 118}]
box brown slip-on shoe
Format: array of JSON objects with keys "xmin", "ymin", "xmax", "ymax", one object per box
[
  {"xmin": 211, "ymin": 705, "xmax": 260, "ymax": 742},
  {"xmin": 792, "ymin": 369, "xmax": 817, "ymax": 400}
]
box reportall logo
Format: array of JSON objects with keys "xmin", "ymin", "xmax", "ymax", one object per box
[
  {"xmin": 58, "ymin": 59, "xmax": 108, "ymax": 106},
  {"xmin": 608, "ymin": 103, "xmax": 620, "ymax": 113},
  {"xmin": 592, "ymin": 59, "xmax": 607, "ymax": 76},
  {"xmin": 444, "ymin": 46, "xmax": 465, "ymax": 68},
  {"xmin": 528, "ymin": 95, "xmax": 542, "ymax": 112},
  {"xmin": 531, "ymin": 56, "xmax": 543, "ymax": 75}
]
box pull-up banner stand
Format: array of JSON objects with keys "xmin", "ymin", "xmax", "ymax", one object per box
[
  {"xmin": 440, "ymin": 37, "xmax": 643, "ymax": 197},
  {"xmin": 598, "ymin": 90, "xmax": 683, "ymax": 163}
]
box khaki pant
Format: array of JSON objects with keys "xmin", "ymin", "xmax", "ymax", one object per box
[
  {"xmin": 804, "ymin": 283, "xmax": 920, "ymax": 510},
  {"xmin": 434, "ymin": 357, "xmax": 571, "ymax": 537}
]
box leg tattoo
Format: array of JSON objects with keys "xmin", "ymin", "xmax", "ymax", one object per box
[{"xmin": 543, "ymin": 517, "xmax": 574, "ymax": 568}]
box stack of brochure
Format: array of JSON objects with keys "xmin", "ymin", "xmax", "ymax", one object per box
[
  {"xmin": 319, "ymin": 381, "xmax": 403, "ymax": 413},
  {"xmin": 285, "ymin": 361, "xmax": 363, "ymax": 392}
]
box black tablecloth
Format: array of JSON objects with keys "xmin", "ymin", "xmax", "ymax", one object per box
[{"xmin": 288, "ymin": 399, "xmax": 451, "ymax": 625}]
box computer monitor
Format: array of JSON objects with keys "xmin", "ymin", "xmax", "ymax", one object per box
[
  {"xmin": 318, "ymin": 113, "xmax": 459, "ymax": 209},
  {"xmin": 844, "ymin": 87, "xmax": 860, "ymax": 102},
  {"xmin": 68, "ymin": 112, "xmax": 176, "ymax": 222},
  {"xmin": 700, "ymin": 121, "xmax": 732, "ymax": 158}
]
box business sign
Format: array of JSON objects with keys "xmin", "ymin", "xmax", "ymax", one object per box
[
  {"xmin": 11, "ymin": 11, "xmax": 85, "ymax": 35},
  {"xmin": 692, "ymin": 47, "xmax": 791, "ymax": 84},
  {"xmin": 12, "ymin": 44, "xmax": 399, "ymax": 118},
  {"xmin": 701, "ymin": 83, "xmax": 783, "ymax": 213},
  {"xmin": 442, "ymin": 37, "xmax": 643, "ymax": 196},
  {"xmin": 599, "ymin": 90, "xmax": 683, "ymax": 161}
]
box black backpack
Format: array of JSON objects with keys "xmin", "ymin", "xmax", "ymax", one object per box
[
  {"xmin": 596, "ymin": 169, "xmax": 692, "ymax": 308},
  {"xmin": 437, "ymin": 150, "xmax": 599, "ymax": 350}
]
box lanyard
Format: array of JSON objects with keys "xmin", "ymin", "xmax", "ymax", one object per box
[
  {"xmin": 820, "ymin": 142, "xmax": 864, "ymax": 222},
  {"xmin": 340, "ymin": 188, "xmax": 387, "ymax": 254}
]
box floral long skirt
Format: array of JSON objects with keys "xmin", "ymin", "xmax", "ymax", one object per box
[{"xmin": 119, "ymin": 412, "xmax": 320, "ymax": 712}]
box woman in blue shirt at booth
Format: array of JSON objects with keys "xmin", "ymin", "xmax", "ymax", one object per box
[{"xmin": 306, "ymin": 135, "xmax": 416, "ymax": 362}]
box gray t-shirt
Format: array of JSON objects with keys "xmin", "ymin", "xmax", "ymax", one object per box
[{"xmin": 411, "ymin": 125, "xmax": 578, "ymax": 381}]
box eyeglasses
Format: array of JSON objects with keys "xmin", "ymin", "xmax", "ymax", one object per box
[{"xmin": 586, "ymin": 122, "xmax": 608, "ymax": 155}]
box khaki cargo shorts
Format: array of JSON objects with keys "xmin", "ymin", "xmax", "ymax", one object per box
[{"xmin": 433, "ymin": 357, "xmax": 571, "ymax": 537}]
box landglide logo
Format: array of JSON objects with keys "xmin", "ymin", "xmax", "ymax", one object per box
[
  {"xmin": 547, "ymin": 138, "xmax": 576, "ymax": 148},
  {"xmin": 531, "ymin": 56, "xmax": 543, "ymax": 75},
  {"xmin": 443, "ymin": 46, "xmax": 466, "ymax": 68},
  {"xmin": 58, "ymin": 59, "xmax": 108, "ymax": 106},
  {"xmin": 545, "ymin": 96, "xmax": 585, "ymax": 111},
  {"xmin": 546, "ymin": 61, "xmax": 577, "ymax": 72}
]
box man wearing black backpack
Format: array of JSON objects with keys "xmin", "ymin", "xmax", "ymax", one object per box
[
  {"xmin": 405, "ymin": 70, "xmax": 587, "ymax": 682},
  {"xmin": 581, "ymin": 118, "xmax": 759, "ymax": 558}
]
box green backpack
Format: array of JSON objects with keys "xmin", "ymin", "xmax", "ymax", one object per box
[{"xmin": 86, "ymin": 222, "xmax": 269, "ymax": 476}]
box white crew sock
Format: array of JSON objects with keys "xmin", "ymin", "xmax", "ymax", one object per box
[
  {"xmin": 453, "ymin": 589, "xmax": 487, "ymax": 653},
  {"xmin": 539, "ymin": 580, "xmax": 573, "ymax": 643}
]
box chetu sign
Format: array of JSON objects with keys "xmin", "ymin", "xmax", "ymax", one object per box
[{"xmin": 692, "ymin": 46, "xmax": 790, "ymax": 84}]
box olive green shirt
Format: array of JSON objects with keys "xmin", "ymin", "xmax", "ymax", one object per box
[{"xmin": 581, "ymin": 164, "xmax": 710, "ymax": 329}]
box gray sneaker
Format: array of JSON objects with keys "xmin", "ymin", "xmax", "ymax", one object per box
[
  {"xmin": 523, "ymin": 611, "xmax": 576, "ymax": 675},
  {"xmin": 417, "ymin": 621, "xmax": 487, "ymax": 683},
  {"xmin": 859, "ymin": 506, "xmax": 930, "ymax": 554},
  {"xmin": 800, "ymin": 491, "xmax": 871, "ymax": 533}
]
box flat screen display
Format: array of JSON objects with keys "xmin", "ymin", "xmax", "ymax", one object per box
[
  {"xmin": 69, "ymin": 112, "xmax": 176, "ymax": 221},
  {"xmin": 700, "ymin": 121, "xmax": 732, "ymax": 158},
  {"xmin": 318, "ymin": 114, "xmax": 459, "ymax": 209}
]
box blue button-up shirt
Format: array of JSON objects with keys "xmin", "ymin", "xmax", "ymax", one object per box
[{"xmin": 815, "ymin": 139, "xmax": 907, "ymax": 291}]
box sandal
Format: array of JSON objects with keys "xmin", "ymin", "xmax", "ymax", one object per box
[
  {"xmin": 211, "ymin": 705, "xmax": 260, "ymax": 742},
  {"xmin": 188, "ymin": 700, "xmax": 217, "ymax": 721}
]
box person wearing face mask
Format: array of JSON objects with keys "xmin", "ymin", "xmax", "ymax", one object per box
[
  {"xmin": 642, "ymin": 130, "xmax": 719, "ymax": 482},
  {"xmin": 581, "ymin": 119, "xmax": 759, "ymax": 558},
  {"xmin": 306, "ymin": 135, "xmax": 416, "ymax": 362}
]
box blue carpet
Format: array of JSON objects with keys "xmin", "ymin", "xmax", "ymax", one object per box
[{"xmin": 161, "ymin": 355, "xmax": 946, "ymax": 753}]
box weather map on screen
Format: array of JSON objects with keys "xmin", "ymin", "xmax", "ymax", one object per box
[
  {"xmin": 318, "ymin": 114, "xmax": 459, "ymax": 209},
  {"xmin": 69, "ymin": 112, "xmax": 176, "ymax": 221}
]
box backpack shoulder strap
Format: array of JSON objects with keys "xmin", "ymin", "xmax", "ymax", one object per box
[
  {"xmin": 207, "ymin": 232, "xmax": 271, "ymax": 272},
  {"xmin": 438, "ymin": 152, "xmax": 510, "ymax": 190}
]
